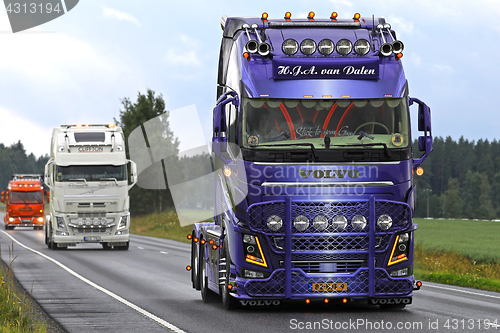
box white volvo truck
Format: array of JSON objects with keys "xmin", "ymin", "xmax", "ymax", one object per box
[{"xmin": 44, "ymin": 124, "xmax": 137, "ymax": 250}]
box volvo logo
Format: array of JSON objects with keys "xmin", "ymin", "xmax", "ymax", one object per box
[{"xmin": 298, "ymin": 170, "xmax": 360, "ymax": 179}]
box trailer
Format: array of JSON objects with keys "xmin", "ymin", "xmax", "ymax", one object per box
[{"xmin": 189, "ymin": 12, "xmax": 432, "ymax": 309}]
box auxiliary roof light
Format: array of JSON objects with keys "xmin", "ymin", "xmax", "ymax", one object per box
[
  {"xmin": 284, "ymin": 11, "xmax": 292, "ymax": 20},
  {"xmin": 353, "ymin": 13, "xmax": 361, "ymax": 20},
  {"xmin": 308, "ymin": 11, "xmax": 315, "ymax": 20},
  {"xmin": 261, "ymin": 12, "xmax": 268, "ymax": 20},
  {"xmin": 330, "ymin": 12, "xmax": 338, "ymax": 20},
  {"xmin": 336, "ymin": 39, "xmax": 352, "ymax": 56},
  {"xmin": 354, "ymin": 39, "xmax": 370, "ymax": 55},
  {"xmin": 318, "ymin": 39, "xmax": 335, "ymax": 56},
  {"xmin": 282, "ymin": 38, "xmax": 299, "ymax": 56},
  {"xmin": 300, "ymin": 39, "xmax": 316, "ymax": 56}
]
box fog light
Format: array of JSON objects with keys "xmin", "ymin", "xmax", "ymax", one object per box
[
  {"xmin": 332, "ymin": 215, "xmax": 347, "ymax": 231},
  {"xmin": 115, "ymin": 229, "xmax": 129, "ymax": 235},
  {"xmin": 389, "ymin": 266, "xmax": 412, "ymax": 277},
  {"xmin": 267, "ymin": 215, "xmax": 283, "ymax": 231},
  {"xmin": 377, "ymin": 215, "xmax": 392, "ymax": 230},
  {"xmin": 294, "ymin": 215, "xmax": 310, "ymax": 231},
  {"xmin": 351, "ymin": 215, "xmax": 367, "ymax": 231},
  {"xmin": 313, "ymin": 215, "xmax": 329, "ymax": 231}
]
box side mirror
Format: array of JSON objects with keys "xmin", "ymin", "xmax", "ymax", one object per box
[
  {"xmin": 45, "ymin": 191, "xmax": 50, "ymax": 203},
  {"xmin": 212, "ymin": 91, "xmax": 239, "ymax": 155},
  {"xmin": 1, "ymin": 191, "xmax": 4, "ymax": 196},
  {"xmin": 410, "ymin": 97, "xmax": 432, "ymax": 169}
]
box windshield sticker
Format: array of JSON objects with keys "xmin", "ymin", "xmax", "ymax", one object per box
[
  {"xmin": 247, "ymin": 135, "xmax": 259, "ymax": 147},
  {"xmin": 391, "ymin": 133, "xmax": 404, "ymax": 147}
]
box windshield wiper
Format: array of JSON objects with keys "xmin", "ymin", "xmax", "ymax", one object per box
[
  {"xmin": 100, "ymin": 178, "xmax": 118, "ymax": 185},
  {"xmin": 259, "ymin": 143, "xmax": 318, "ymax": 160},
  {"xmin": 331, "ymin": 143, "xmax": 392, "ymax": 158},
  {"xmin": 69, "ymin": 178, "xmax": 88, "ymax": 185}
]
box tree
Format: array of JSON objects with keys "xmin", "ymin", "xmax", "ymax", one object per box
[
  {"xmin": 462, "ymin": 171, "xmax": 482, "ymax": 218},
  {"xmin": 116, "ymin": 89, "xmax": 181, "ymax": 217},
  {"xmin": 442, "ymin": 178, "xmax": 462, "ymax": 218}
]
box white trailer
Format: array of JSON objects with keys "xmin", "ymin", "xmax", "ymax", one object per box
[{"xmin": 44, "ymin": 124, "xmax": 137, "ymax": 250}]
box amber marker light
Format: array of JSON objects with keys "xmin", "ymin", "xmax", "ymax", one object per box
[
  {"xmin": 209, "ymin": 240, "xmax": 214, "ymax": 244},
  {"xmin": 343, "ymin": 298, "xmax": 348, "ymax": 304},
  {"xmin": 416, "ymin": 167, "xmax": 424, "ymax": 176},
  {"xmin": 416, "ymin": 281, "xmax": 423, "ymax": 288},
  {"xmin": 353, "ymin": 13, "xmax": 361, "ymax": 20},
  {"xmin": 187, "ymin": 234, "xmax": 193, "ymax": 240},
  {"xmin": 228, "ymin": 284, "xmax": 233, "ymax": 290},
  {"xmin": 324, "ymin": 299, "xmax": 329, "ymax": 304},
  {"xmin": 396, "ymin": 52, "xmax": 403, "ymax": 59},
  {"xmin": 261, "ymin": 12, "xmax": 268, "ymax": 20},
  {"xmin": 284, "ymin": 11, "xmax": 292, "ymax": 20},
  {"xmin": 223, "ymin": 167, "xmax": 232, "ymax": 177},
  {"xmin": 194, "ymin": 238, "xmax": 199, "ymax": 243},
  {"xmin": 243, "ymin": 52, "xmax": 250, "ymax": 60},
  {"xmin": 200, "ymin": 239, "xmax": 205, "ymax": 245},
  {"xmin": 212, "ymin": 244, "xmax": 218, "ymax": 250},
  {"xmin": 330, "ymin": 12, "xmax": 338, "ymax": 20},
  {"xmin": 305, "ymin": 299, "xmax": 311, "ymax": 304},
  {"xmin": 186, "ymin": 266, "xmax": 192, "ymax": 271},
  {"xmin": 308, "ymin": 11, "xmax": 315, "ymax": 20}
]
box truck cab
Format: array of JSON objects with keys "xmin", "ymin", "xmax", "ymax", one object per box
[
  {"xmin": 2, "ymin": 174, "xmax": 47, "ymax": 230},
  {"xmin": 190, "ymin": 12, "xmax": 432, "ymax": 309},
  {"xmin": 44, "ymin": 124, "xmax": 137, "ymax": 250}
]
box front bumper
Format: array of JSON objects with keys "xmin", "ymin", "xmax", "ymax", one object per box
[{"xmin": 6, "ymin": 216, "xmax": 44, "ymax": 226}]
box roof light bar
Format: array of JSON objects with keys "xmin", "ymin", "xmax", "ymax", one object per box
[
  {"xmin": 336, "ymin": 39, "xmax": 352, "ymax": 56},
  {"xmin": 318, "ymin": 39, "xmax": 335, "ymax": 55},
  {"xmin": 282, "ymin": 38, "xmax": 299, "ymax": 56},
  {"xmin": 354, "ymin": 39, "xmax": 370, "ymax": 55},
  {"xmin": 300, "ymin": 39, "xmax": 316, "ymax": 56}
]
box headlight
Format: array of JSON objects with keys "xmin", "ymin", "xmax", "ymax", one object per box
[
  {"xmin": 336, "ymin": 39, "xmax": 352, "ymax": 56},
  {"xmin": 354, "ymin": 39, "xmax": 370, "ymax": 55},
  {"xmin": 56, "ymin": 216, "xmax": 66, "ymax": 230},
  {"xmin": 101, "ymin": 217, "xmax": 107, "ymax": 225},
  {"xmin": 399, "ymin": 233, "xmax": 409, "ymax": 243},
  {"xmin": 243, "ymin": 234, "xmax": 256, "ymax": 244},
  {"xmin": 37, "ymin": 217, "xmax": 44, "ymax": 222},
  {"xmin": 313, "ymin": 215, "xmax": 329, "ymax": 231},
  {"xmin": 85, "ymin": 218, "xmax": 92, "ymax": 226},
  {"xmin": 9, "ymin": 217, "xmax": 14, "ymax": 222},
  {"xmin": 300, "ymin": 39, "xmax": 316, "ymax": 56},
  {"xmin": 282, "ymin": 39, "xmax": 299, "ymax": 56},
  {"xmin": 118, "ymin": 214, "xmax": 128, "ymax": 229},
  {"xmin": 267, "ymin": 215, "xmax": 283, "ymax": 231},
  {"xmin": 377, "ymin": 214, "xmax": 393, "ymax": 230},
  {"xmin": 332, "ymin": 215, "xmax": 347, "ymax": 231},
  {"xmin": 93, "ymin": 218, "xmax": 100, "ymax": 226},
  {"xmin": 351, "ymin": 215, "xmax": 367, "ymax": 231},
  {"xmin": 318, "ymin": 39, "xmax": 335, "ymax": 56},
  {"xmin": 293, "ymin": 215, "xmax": 310, "ymax": 231},
  {"xmin": 78, "ymin": 218, "xmax": 84, "ymax": 226}
]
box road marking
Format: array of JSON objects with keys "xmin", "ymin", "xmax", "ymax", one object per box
[
  {"xmin": 137, "ymin": 247, "xmax": 144, "ymax": 250},
  {"xmin": 0, "ymin": 230, "xmax": 187, "ymax": 333},
  {"xmin": 425, "ymin": 283, "xmax": 500, "ymax": 300},
  {"xmin": 160, "ymin": 251, "xmax": 169, "ymax": 255}
]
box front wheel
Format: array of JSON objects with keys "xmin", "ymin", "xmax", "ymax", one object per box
[{"xmin": 191, "ymin": 235, "xmax": 200, "ymax": 290}]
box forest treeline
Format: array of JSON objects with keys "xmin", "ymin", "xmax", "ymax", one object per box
[
  {"xmin": 414, "ymin": 136, "xmax": 500, "ymax": 219},
  {"xmin": 0, "ymin": 141, "xmax": 49, "ymax": 190}
]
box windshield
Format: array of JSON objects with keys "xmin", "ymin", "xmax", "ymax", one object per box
[
  {"xmin": 10, "ymin": 191, "xmax": 43, "ymax": 204},
  {"xmin": 55, "ymin": 165, "xmax": 127, "ymax": 182},
  {"xmin": 241, "ymin": 98, "xmax": 409, "ymax": 149}
]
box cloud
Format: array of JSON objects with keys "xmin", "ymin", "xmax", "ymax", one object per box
[
  {"xmin": 164, "ymin": 35, "xmax": 206, "ymax": 79},
  {"xmin": 387, "ymin": 16, "xmax": 414, "ymax": 37},
  {"xmin": 0, "ymin": 106, "xmax": 52, "ymax": 156},
  {"xmin": 328, "ymin": 0, "xmax": 354, "ymax": 13},
  {"xmin": 102, "ymin": 6, "xmax": 140, "ymax": 26}
]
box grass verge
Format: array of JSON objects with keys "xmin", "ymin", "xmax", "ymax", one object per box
[{"xmin": 0, "ymin": 256, "xmax": 47, "ymax": 332}]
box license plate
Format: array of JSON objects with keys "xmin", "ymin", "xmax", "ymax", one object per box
[
  {"xmin": 309, "ymin": 282, "xmax": 348, "ymax": 292},
  {"xmin": 83, "ymin": 236, "xmax": 101, "ymax": 242}
]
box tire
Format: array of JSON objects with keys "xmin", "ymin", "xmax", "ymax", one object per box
[
  {"xmin": 4, "ymin": 224, "xmax": 7, "ymax": 230},
  {"xmin": 221, "ymin": 246, "xmax": 239, "ymax": 310},
  {"xmin": 115, "ymin": 242, "xmax": 129, "ymax": 251},
  {"xmin": 191, "ymin": 236, "xmax": 201, "ymax": 290},
  {"xmin": 200, "ymin": 242, "xmax": 218, "ymax": 303}
]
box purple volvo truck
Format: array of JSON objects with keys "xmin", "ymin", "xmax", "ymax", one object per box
[{"xmin": 189, "ymin": 12, "xmax": 432, "ymax": 309}]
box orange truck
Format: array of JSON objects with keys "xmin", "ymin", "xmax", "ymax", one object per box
[{"xmin": 2, "ymin": 174, "xmax": 48, "ymax": 230}]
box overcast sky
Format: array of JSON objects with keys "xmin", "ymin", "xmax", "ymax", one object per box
[{"xmin": 0, "ymin": 0, "xmax": 498, "ymax": 157}]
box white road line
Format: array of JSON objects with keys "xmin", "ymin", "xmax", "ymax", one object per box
[
  {"xmin": 160, "ymin": 251, "xmax": 169, "ymax": 255},
  {"xmin": 137, "ymin": 247, "xmax": 145, "ymax": 250},
  {"xmin": 0, "ymin": 230, "xmax": 186, "ymax": 333},
  {"xmin": 425, "ymin": 283, "xmax": 500, "ymax": 300}
]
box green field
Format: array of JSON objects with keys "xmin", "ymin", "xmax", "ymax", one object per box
[{"xmin": 414, "ymin": 218, "xmax": 500, "ymax": 264}]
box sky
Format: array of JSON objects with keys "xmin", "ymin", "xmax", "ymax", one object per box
[{"xmin": 0, "ymin": 0, "xmax": 499, "ymax": 157}]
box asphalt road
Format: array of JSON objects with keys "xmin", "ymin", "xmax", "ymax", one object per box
[{"xmin": 1, "ymin": 216, "xmax": 500, "ymax": 333}]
